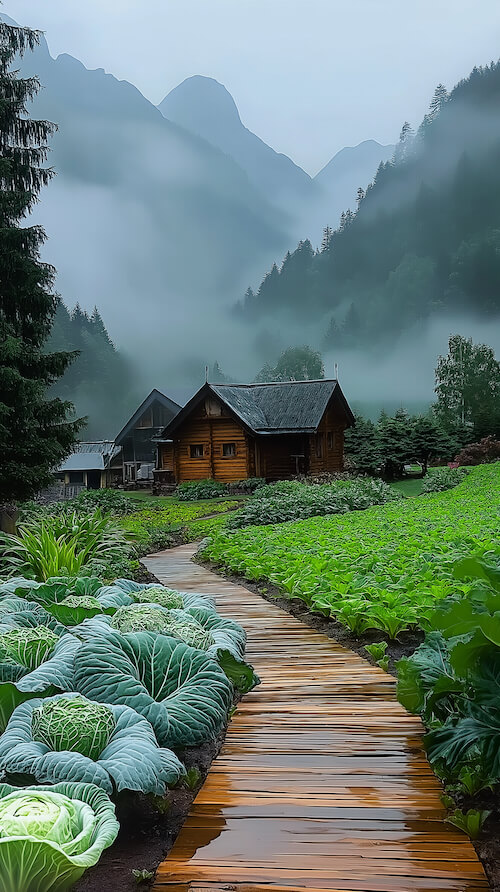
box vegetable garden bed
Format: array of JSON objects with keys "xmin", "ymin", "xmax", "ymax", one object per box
[{"xmin": 0, "ymin": 571, "xmax": 258, "ymax": 891}]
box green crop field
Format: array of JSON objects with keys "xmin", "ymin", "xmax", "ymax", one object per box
[{"xmin": 203, "ymin": 464, "xmax": 500, "ymax": 638}]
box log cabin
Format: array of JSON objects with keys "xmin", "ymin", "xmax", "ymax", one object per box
[{"xmin": 155, "ymin": 380, "xmax": 355, "ymax": 484}]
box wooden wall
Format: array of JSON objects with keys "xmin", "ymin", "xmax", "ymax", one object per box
[
  {"xmin": 308, "ymin": 399, "xmax": 346, "ymax": 475},
  {"xmin": 166, "ymin": 399, "xmax": 251, "ymax": 483},
  {"xmin": 256, "ymin": 435, "xmax": 309, "ymax": 481}
]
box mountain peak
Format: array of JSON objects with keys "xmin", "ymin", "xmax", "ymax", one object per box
[{"xmin": 159, "ymin": 75, "xmax": 242, "ymax": 136}]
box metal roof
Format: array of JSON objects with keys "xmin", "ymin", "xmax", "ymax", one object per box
[
  {"xmin": 57, "ymin": 441, "xmax": 121, "ymax": 473},
  {"xmin": 161, "ymin": 380, "xmax": 355, "ymax": 438},
  {"xmin": 211, "ymin": 381, "xmax": 343, "ymax": 432}
]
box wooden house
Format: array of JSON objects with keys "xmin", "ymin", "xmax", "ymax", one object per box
[
  {"xmin": 115, "ymin": 389, "xmax": 180, "ymax": 484},
  {"xmin": 156, "ymin": 380, "xmax": 354, "ymax": 484}
]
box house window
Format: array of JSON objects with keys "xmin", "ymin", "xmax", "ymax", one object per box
[
  {"xmin": 316, "ymin": 434, "xmax": 323, "ymax": 459},
  {"xmin": 327, "ymin": 431, "xmax": 335, "ymax": 450},
  {"xmin": 222, "ymin": 443, "xmax": 236, "ymax": 457},
  {"xmin": 190, "ymin": 444, "xmax": 204, "ymax": 458}
]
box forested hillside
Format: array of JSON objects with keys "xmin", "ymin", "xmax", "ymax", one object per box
[
  {"xmin": 47, "ymin": 302, "xmax": 138, "ymax": 439},
  {"xmin": 239, "ymin": 64, "xmax": 500, "ymax": 347}
]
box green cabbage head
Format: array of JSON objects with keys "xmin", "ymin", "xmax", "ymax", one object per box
[
  {"xmin": 32, "ymin": 696, "xmax": 116, "ymax": 761},
  {"xmin": 0, "ymin": 632, "xmax": 80, "ymax": 733},
  {"xmin": 0, "ymin": 781, "xmax": 118, "ymax": 892},
  {"xmin": 60, "ymin": 596, "xmax": 102, "ymax": 611},
  {"xmin": 134, "ymin": 586, "xmax": 184, "ymax": 609},
  {"xmin": 110, "ymin": 603, "xmax": 173, "ymax": 634},
  {"xmin": 111, "ymin": 604, "xmax": 216, "ymax": 651},
  {"xmin": 0, "ymin": 627, "xmax": 59, "ymax": 670}
]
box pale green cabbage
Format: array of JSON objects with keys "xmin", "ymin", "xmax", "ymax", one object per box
[{"xmin": 0, "ymin": 782, "xmax": 118, "ymax": 892}]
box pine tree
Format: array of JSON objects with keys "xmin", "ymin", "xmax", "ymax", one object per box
[
  {"xmin": 392, "ymin": 122, "xmax": 415, "ymax": 164},
  {"xmin": 321, "ymin": 226, "xmax": 333, "ymax": 252},
  {"xmin": 0, "ymin": 20, "xmax": 82, "ymax": 522},
  {"xmin": 429, "ymin": 84, "xmax": 449, "ymax": 119}
]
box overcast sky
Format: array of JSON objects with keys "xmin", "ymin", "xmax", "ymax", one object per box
[{"xmin": 6, "ymin": 0, "xmax": 500, "ymax": 173}]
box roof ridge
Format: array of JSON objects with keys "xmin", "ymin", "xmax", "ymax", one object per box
[{"xmin": 211, "ymin": 379, "xmax": 337, "ymax": 387}]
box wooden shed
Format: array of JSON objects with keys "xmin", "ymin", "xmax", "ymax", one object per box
[
  {"xmin": 115, "ymin": 389, "xmax": 180, "ymax": 484},
  {"xmin": 156, "ymin": 380, "xmax": 355, "ymax": 484}
]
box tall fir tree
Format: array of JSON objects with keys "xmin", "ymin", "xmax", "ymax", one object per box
[{"xmin": 0, "ymin": 20, "xmax": 81, "ymax": 523}]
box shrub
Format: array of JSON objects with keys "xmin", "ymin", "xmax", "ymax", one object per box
[
  {"xmin": 226, "ymin": 478, "xmax": 265, "ymax": 494},
  {"xmin": 421, "ymin": 467, "xmax": 468, "ymax": 493},
  {"xmin": 72, "ymin": 489, "xmax": 138, "ymax": 516},
  {"xmin": 227, "ymin": 478, "xmax": 400, "ymax": 528},
  {"xmin": 0, "ymin": 781, "xmax": 119, "ymax": 892},
  {"xmin": 455, "ymin": 436, "xmax": 500, "ymax": 466},
  {"xmin": 176, "ymin": 480, "xmax": 227, "ymax": 501}
]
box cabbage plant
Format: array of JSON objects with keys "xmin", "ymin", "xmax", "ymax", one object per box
[
  {"xmin": 5, "ymin": 578, "xmax": 118, "ymax": 626},
  {"xmin": 0, "ymin": 781, "xmax": 118, "ymax": 892},
  {"xmin": 112, "ymin": 578, "xmax": 216, "ymax": 611},
  {"xmin": 0, "ymin": 631, "xmax": 80, "ymax": 732},
  {"xmin": 134, "ymin": 586, "xmax": 184, "ymax": 609},
  {"xmin": 0, "ymin": 694, "xmax": 185, "ymax": 795},
  {"xmin": 110, "ymin": 604, "xmax": 216, "ymax": 651},
  {"xmin": 73, "ymin": 631, "xmax": 233, "ymax": 747},
  {"xmin": 80, "ymin": 607, "xmax": 259, "ymax": 695}
]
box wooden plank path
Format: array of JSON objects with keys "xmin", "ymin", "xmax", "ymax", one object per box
[{"xmin": 144, "ymin": 544, "xmax": 488, "ymax": 892}]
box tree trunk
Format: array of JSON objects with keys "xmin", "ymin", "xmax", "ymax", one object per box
[{"xmin": 0, "ymin": 504, "xmax": 18, "ymax": 535}]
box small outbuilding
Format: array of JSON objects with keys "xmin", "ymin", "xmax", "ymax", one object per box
[
  {"xmin": 156, "ymin": 379, "xmax": 354, "ymax": 484},
  {"xmin": 55, "ymin": 441, "xmax": 121, "ymax": 496},
  {"xmin": 114, "ymin": 389, "xmax": 181, "ymax": 484}
]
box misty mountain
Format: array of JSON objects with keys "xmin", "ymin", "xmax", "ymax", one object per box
[
  {"xmin": 6, "ymin": 16, "xmax": 291, "ymax": 364},
  {"xmin": 315, "ymin": 139, "xmax": 394, "ymax": 219},
  {"xmin": 159, "ymin": 76, "xmax": 320, "ymax": 223},
  {"xmin": 239, "ymin": 63, "xmax": 500, "ymax": 348}
]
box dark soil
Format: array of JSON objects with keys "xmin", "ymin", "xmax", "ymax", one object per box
[
  {"xmin": 201, "ymin": 559, "xmax": 500, "ymax": 891},
  {"xmin": 74, "ymin": 723, "xmax": 228, "ymax": 892},
  {"xmin": 131, "ymin": 564, "xmax": 160, "ymax": 584}
]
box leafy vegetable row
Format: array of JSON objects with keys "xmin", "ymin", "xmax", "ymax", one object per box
[
  {"xmin": 0, "ymin": 574, "xmax": 258, "ymax": 891},
  {"xmin": 202, "ymin": 464, "xmax": 499, "ymax": 638}
]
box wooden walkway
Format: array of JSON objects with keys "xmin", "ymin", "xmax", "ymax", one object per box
[{"xmin": 144, "ymin": 544, "xmax": 488, "ymax": 892}]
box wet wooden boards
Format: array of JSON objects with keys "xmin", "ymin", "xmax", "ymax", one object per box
[{"xmin": 143, "ymin": 544, "xmax": 488, "ymax": 892}]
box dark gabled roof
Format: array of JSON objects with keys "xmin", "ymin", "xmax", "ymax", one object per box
[
  {"xmin": 115, "ymin": 389, "xmax": 181, "ymax": 445},
  {"xmin": 160, "ymin": 380, "xmax": 354, "ymax": 438}
]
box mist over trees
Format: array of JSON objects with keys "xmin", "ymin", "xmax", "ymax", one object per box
[
  {"xmin": 239, "ymin": 65, "xmax": 500, "ymax": 349},
  {"xmin": 47, "ymin": 301, "xmax": 138, "ymax": 439}
]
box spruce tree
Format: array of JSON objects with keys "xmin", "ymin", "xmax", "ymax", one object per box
[{"xmin": 0, "ymin": 20, "xmax": 81, "ymax": 522}]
